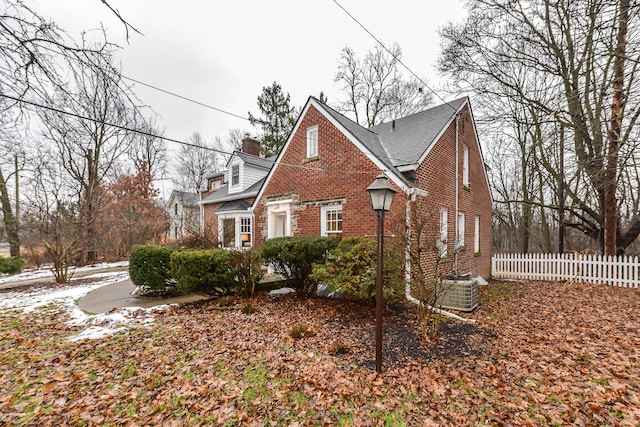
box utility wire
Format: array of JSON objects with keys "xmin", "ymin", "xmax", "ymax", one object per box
[
  {"xmin": 122, "ymin": 75, "xmax": 250, "ymax": 121},
  {"xmin": 331, "ymin": 0, "xmax": 458, "ymax": 112},
  {"xmin": 1, "ymin": 93, "xmax": 379, "ymax": 176}
]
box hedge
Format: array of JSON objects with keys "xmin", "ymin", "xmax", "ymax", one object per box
[
  {"xmin": 169, "ymin": 249, "xmax": 237, "ymax": 296},
  {"xmin": 129, "ymin": 245, "xmax": 174, "ymax": 292}
]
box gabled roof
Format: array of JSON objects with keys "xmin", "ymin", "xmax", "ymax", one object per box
[
  {"xmin": 254, "ymin": 95, "xmax": 475, "ymax": 203},
  {"xmin": 200, "ymin": 177, "xmax": 265, "ymax": 205},
  {"xmin": 310, "ymin": 96, "xmax": 470, "ymax": 185},
  {"xmin": 227, "ymin": 151, "xmax": 274, "ymax": 170},
  {"xmin": 167, "ymin": 190, "xmax": 199, "ymax": 207},
  {"xmin": 370, "ymin": 97, "xmax": 468, "ymax": 168}
]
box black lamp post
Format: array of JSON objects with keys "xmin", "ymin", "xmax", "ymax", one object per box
[{"xmin": 366, "ymin": 173, "xmax": 397, "ymax": 373}]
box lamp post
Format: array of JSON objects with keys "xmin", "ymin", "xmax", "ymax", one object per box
[{"xmin": 366, "ymin": 173, "xmax": 397, "ymax": 373}]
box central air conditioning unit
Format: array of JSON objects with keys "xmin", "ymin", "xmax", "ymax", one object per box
[{"xmin": 435, "ymin": 277, "xmax": 479, "ymax": 312}]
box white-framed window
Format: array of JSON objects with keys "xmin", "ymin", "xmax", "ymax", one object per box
[
  {"xmin": 457, "ymin": 212, "xmax": 465, "ymax": 248},
  {"xmin": 222, "ymin": 218, "xmax": 236, "ymax": 248},
  {"xmin": 218, "ymin": 215, "xmax": 252, "ymax": 250},
  {"xmin": 474, "ymin": 215, "xmax": 480, "ymax": 253},
  {"xmin": 240, "ymin": 217, "xmax": 252, "ymax": 247},
  {"xmin": 306, "ymin": 125, "xmax": 318, "ymax": 158},
  {"xmin": 438, "ymin": 208, "xmax": 448, "ymax": 257},
  {"xmin": 321, "ymin": 205, "xmax": 342, "ymax": 238},
  {"xmin": 462, "ymin": 144, "xmax": 470, "ymax": 186},
  {"xmin": 231, "ymin": 165, "xmax": 240, "ymax": 186}
]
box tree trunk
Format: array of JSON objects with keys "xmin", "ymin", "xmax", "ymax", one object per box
[
  {"xmin": 0, "ymin": 167, "xmax": 19, "ymax": 257},
  {"xmin": 605, "ymin": 0, "xmax": 629, "ymax": 256}
]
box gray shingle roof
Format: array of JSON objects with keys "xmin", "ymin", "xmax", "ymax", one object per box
[
  {"xmin": 216, "ymin": 200, "xmax": 251, "ymax": 213},
  {"xmin": 370, "ymin": 97, "xmax": 468, "ymax": 168},
  {"xmin": 312, "ymin": 96, "xmax": 468, "ymax": 173},
  {"xmin": 200, "ymin": 178, "xmax": 266, "ymax": 204},
  {"xmin": 235, "ymin": 152, "xmax": 274, "ymax": 170}
]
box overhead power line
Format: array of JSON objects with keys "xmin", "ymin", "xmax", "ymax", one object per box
[
  {"xmin": 122, "ymin": 75, "xmax": 250, "ymax": 122},
  {"xmin": 331, "ymin": 0, "xmax": 458, "ymax": 112},
  {"xmin": 1, "ymin": 93, "xmax": 381, "ymax": 176}
]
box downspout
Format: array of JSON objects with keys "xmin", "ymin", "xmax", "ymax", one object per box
[
  {"xmin": 454, "ymin": 113, "xmax": 460, "ymax": 276},
  {"xmin": 404, "ymin": 188, "xmax": 475, "ymax": 323}
]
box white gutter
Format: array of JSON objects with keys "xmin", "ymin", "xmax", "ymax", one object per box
[{"xmin": 404, "ymin": 186, "xmax": 476, "ymax": 324}]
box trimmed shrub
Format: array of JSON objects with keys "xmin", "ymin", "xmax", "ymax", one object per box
[
  {"xmin": 260, "ymin": 236, "xmax": 337, "ymax": 298},
  {"xmin": 0, "ymin": 256, "xmax": 27, "ymax": 275},
  {"xmin": 129, "ymin": 245, "xmax": 175, "ymax": 292},
  {"xmin": 311, "ymin": 237, "xmax": 405, "ymax": 303},
  {"xmin": 170, "ymin": 249, "xmax": 236, "ymax": 296}
]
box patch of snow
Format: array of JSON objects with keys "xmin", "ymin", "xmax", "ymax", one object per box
[
  {"xmin": 269, "ymin": 287, "xmax": 296, "ymax": 295},
  {"xmin": 475, "ymin": 275, "xmax": 489, "ymax": 285},
  {"xmin": 0, "ymin": 268, "xmax": 172, "ymax": 342},
  {"xmin": 0, "ymin": 260, "xmax": 129, "ymax": 285}
]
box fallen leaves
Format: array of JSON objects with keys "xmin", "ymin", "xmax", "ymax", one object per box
[{"xmin": 0, "ymin": 280, "xmax": 639, "ymax": 425}]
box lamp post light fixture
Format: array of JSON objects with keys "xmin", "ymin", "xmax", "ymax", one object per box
[{"xmin": 366, "ymin": 173, "xmax": 397, "ymax": 373}]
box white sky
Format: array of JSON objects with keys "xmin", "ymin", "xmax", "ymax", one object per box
[{"xmin": 35, "ymin": 0, "xmax": 467, "ymax": 139}]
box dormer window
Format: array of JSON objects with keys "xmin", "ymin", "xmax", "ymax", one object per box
[
  {"xmin": 231, "ymin": 165, "xmax": 240, "ymax": 185},
  {"xmin": 306, "ymin": 125, "xmax": 318, "ymax": 158}
]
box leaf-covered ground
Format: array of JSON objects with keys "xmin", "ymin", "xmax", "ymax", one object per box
[{"xmin": 1, "ymin": 280, "xmax": 639, "ymax": 426}]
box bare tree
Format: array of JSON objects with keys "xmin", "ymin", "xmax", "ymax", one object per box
[
  {"xmin": 172, "ymin": 133, "xmax": 224, "ymax": 193},
  {"xmin": 439, "ymin": 0, "xmax": 640, "ymax": 255},
  {"xmin": 128, "ymin": 117, "xmax": 167, "ymax": 179},
  {"xmin": 39, "ymin": 51, "xmax": 142, "ymax": 263},
  {"xmin": 0, "ymin": 0, "xmax": 137, "ymax": 104},
  {"xmin": 334, "ymin": 43, "xmax": 433, "ymax": 127},
  {"xmin": 21, "ymin": 152, "xmax": 82, "ymax": 282},
  {"xmin": 213, "ymin": 128, "xmax": 248, "ymax": 164}
]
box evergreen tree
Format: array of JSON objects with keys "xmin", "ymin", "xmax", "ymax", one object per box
[{"xmin": 248, "ymin": 82, "xmax": 297, "ymax": 157}]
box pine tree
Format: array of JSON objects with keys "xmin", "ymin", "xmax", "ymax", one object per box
[{"xmin": 248, "ymin": 82, "xmax": 297, "ymax": 157}]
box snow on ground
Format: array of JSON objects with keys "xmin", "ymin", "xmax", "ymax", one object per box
[
  {"xmin": 0, "ymin": 260, "xmax": 129, "ymax": 285},
  {"xmin": 0, "ymin": 264, "xmax": 173, "ymax": 342}
]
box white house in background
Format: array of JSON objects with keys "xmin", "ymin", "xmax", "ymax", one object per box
[
  {"xmin": 199, "ymin": 136, "xmax": 272, "ymax": 250},
  {"xmin": 166, "ymin": 190, "xmax": 200, "ymax": 241}
]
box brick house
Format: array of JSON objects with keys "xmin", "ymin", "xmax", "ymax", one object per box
[
  {"xmin": 252, "ymin": 96, "xmax": 492, "ymax": 284},
  {"xmin": 199, "ymin": 136, "xmax": 273, "ymax": 250}
]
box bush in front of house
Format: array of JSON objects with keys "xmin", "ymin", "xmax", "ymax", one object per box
[
  {"xmin": 169, "ymin": 249, "xmax": 237, "ymax": 296},
  {"xmin": 260, "ymin": 236, "xmax": 338, "ymax": 298},
  {"xmin": 311, "ymin": 236, "xmax": 405, "ymax": 303},
  {"xmin": 0, "ymin": 256, "xmax": 27, "ymax": 275},
  {"xmin": 230, "ymin": 249, "xmax": 263, "ymax": 297},
  {"xmin": 129, "ymin": 245, "xmax": 175, "ymax": 292}
]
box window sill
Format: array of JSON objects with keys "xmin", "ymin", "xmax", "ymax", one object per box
[
  {"xmin": 463, "ymin": 184, "xmax": 471, "ymax": 192},
  {"xmin": 303, "ymin": 155, "xmax": 320, "ymax": 164},
  {"xmin": 474, "ymin": 251, "xmax": 481, "ymax": 257}
]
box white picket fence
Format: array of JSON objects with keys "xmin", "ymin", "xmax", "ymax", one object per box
[{"xmin": 492, "ymin": 253, "xmax": 640, "ymax": 288}]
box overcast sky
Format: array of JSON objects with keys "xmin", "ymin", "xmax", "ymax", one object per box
[{"xmin": 36, "ymin": 1, "xmax": 467, "ymax": 144}]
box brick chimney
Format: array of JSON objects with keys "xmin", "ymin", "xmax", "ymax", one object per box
[{"xmin": 242, "ymin": 134, "xmax": 261, "ymax": 156}]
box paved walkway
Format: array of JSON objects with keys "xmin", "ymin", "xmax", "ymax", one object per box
[
  {"xmin": 1, "ymin": 265, "xmax": 209, "ymax": 314},
  {"xmin": 77, "ymin": 277, "xmax": 210, "ymax": 314}
]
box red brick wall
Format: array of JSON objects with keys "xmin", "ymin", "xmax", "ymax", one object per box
[
  {"xmin": 253, "ymin": 105, "xmax": 406, "ymax": 247},
  {"xmin": 412, "ymin": 105, "xmax": 492, "ymax": 280}
]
